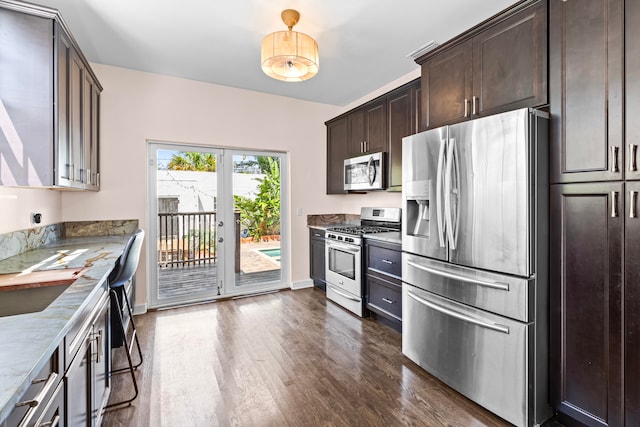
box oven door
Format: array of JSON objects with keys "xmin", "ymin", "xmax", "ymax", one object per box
[{"xmin": 325, "ymin": 241, "xmax": 361, "ymax": 296}]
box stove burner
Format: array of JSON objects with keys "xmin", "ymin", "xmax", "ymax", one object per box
[{"xmin": 327, "ymin": 225, "xmax": 395, "ymax": 235}]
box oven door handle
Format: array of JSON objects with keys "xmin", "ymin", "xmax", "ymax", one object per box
[
  {"xmin": 407, "ymin": 290, "xmax": 510, "ymax": 334},
  {"xmin": 328, "ymin": 285, "xmax": 360, "ymax": 302},
  {"xmin": 328, "ymin": 243, "xmax": 361, "ymax": 254},
  {"xmin": 406, "ymin": 260, "xmax": 509, "ymax": 291}
]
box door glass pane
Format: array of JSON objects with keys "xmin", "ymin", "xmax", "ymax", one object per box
[
  {"xmin": 155, "ymin": 149, "xmax": 220, "ymax": 301},
  {"xmin": 232, "ymin": 154, "xmax": 282, "ymax": 288}
]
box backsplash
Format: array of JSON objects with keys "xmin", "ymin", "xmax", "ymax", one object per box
[
  {"xmin": 0, "ymin": 220, "xmax": 138, "ymax": 262},
  {"xmin": 306, "ymin": 213, "xmax": 360, "ymax": 227}
]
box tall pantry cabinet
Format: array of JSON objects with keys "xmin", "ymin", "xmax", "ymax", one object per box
[{"xmin": 549, "ymin": 0, "xmax": 640, "ymax": 426}]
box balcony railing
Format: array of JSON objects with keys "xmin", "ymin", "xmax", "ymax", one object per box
[{"xmin": 158, "ymin": 211, "xmax": 242, "ymax": 270}]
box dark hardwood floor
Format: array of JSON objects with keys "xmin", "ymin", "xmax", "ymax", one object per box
[{"xmin": 102, "ymin": 288, "xmax": 552, "ymax": 426}]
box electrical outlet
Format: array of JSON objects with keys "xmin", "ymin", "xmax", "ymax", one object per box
[
  {"xmin": 31, "ymin": 212, "xmax": 42, "ymax": 224},
  {"xmin": 296, "ymin": 207, "xmax": 303, "ymax": 216}
]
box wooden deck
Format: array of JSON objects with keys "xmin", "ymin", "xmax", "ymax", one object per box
[{"xmin": 158, "ymin": 264, "xmax": 281, "ymax": 299}]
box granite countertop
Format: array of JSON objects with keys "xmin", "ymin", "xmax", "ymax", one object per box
[
  {"xmin": 363, "ymin": 231, "xmax": 402, "ymax": 245},
  {"xmin": 0, "ymin": 234, "xmax": 130, "ymax": 422}
]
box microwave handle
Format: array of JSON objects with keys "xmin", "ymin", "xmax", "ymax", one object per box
[{"xmin": 367, "ymin": 156, "xmax": 376, "ymax": 185}]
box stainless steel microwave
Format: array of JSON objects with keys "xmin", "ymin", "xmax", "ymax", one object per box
[{"xmin": 344, "ymin": 152, "xmax": 385, "ymax": 191}]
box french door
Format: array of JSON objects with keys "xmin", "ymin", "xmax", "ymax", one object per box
[{"xmin": 147, "ymin": 142, "xmax": 288, "ymax": 308}]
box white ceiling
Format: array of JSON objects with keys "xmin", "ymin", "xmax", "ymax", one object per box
[{"xmin": 32, "ymin": 0, "xmax": 518, "ymax": 106}]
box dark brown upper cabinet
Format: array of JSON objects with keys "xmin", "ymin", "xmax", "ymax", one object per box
[
  {"xmin": 626, "ymin": 0, "xmax": 640, "ymax": 181},
  {"xmin": 549, "ymin": 0, "xmax": 623, "ymax": 184},
  {"xmin": 418, "ymin": 0, "xmax": 547, "ymax": 130},
  {"xmin": 326, "ymin": 117, "xmax": 348, "ymax": 194},
  {"xmin": 345, "ymin": 99, "xmax": 387, "ymax": 157},
  {"xmin": 388, "ymin": 79, "xmax": 421, "ymax": 189}
]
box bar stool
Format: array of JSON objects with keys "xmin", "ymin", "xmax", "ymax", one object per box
[{"xmin": 105, "ymin": 229, "xmax": 145, "ymax": 409}]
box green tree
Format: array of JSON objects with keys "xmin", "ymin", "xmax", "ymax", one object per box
[
  {"xmin": 168, "ymin": 152, "xmax": 216, "ymax": 172},
  {"xmin": 234, "ymin": 157, "xmax": 280, "ymax": 241}
]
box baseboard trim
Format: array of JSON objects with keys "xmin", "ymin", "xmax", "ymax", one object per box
[
  {"xmin": 133, "ymin": 303, "xmax": 147, "ymax": 315},
  {"xmin": 291, "ymin": 279, "xmax": 313, "ymax": 290}
]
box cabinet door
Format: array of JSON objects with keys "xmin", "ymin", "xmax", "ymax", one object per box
[
  {"xmin": 550, "ymin": 182, "xmax": 623, "ymax": 427},
  {"xmin": 364, "ymin": 99, "xmax": 386, "ymax": 154},
  {"xmin": 626, "ymin": 181, "xmax": 640, "ymax": 425},
  {"xmin": 82, "ymin": 74, "xmax": 100, "ymax": 190},
  {"xmin": 413, "ymin": 83, "xmax": 423, "ymax": 133},
  {"xmin": 347, "ymin": 109, "xmax": 365, "ymax": 157},
  {"xmin": 626, "ymin": 0, "xmax": 640, "ymax": 181},
  {"xmin": 91, "ymin": 84, "xmax": 100, "ymax": 189},
  {"xmin": 69, "ymin": 50, "xmax": 84, "ymax": 187},
  {"xmin": 309, "ymin": 229, "xmax": 326, "ymax": 290},
  {"xmin": 472, "ymin": 0, "xmax": 547, "ymax": 118},
  {"xmin": 66, "ymin": 330, "xmax": 92, "ymax": 427},
  {"xmin": 92, "ymin": 300, "xmax": 110, "ymax": 424},
  {"xmin": 326, "ymin": 118, "xmax": 348, "ymax": 194},
  {"xmin": 0, "ymin": 9, "xmax": 54, "ymax": 186},
  {"xmin": 549, "ymin": 0, "xmax": 623, "ymax": 183},
  {"xmin": 421, "ymin": 40, "xmax": 472, "ymax": 129},
  {"xmin": 55, "ymin": 23, "xmax": 73, "ymax": 186},
  {"xmin": 388, "ymin": 85, "xmax": 412, "ymax": 189}
]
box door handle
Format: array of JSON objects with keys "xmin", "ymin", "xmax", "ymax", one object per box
[
  {"xmin": 631, "ymin": 191, "xmax": 638, "ymax": 218},
  {"xmin": 407, "ymin": 290, "xmax": 509, "ymax": 334},
  {"xmin": 612, "ymin": 191, "xmax": 619, "ymax": 218},
  {"xmin": 630, "ymin": 144, "xmax": 638, "ymax": 172},
  {"xmin": 611, "ymin": 146, "xmax": 620, "ymax": 173},
  {"xmin": 436, "ymin": 139, "xmax": 446, "ymax": 248},
  {"xmin": 444, "ymin": 138, "xmax": 459, "ymax": 249},
  {"xmin": 406, "ymin": 260, "xmax": 509, "ymax": 291}
]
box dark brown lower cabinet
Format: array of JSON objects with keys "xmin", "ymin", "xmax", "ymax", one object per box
[
  {"xmin": 309, "ymin": 229, "xmax": 326, "ymax": 291},
  {"xmin": 550, "ymin": 182, "xmax": 624, "ymax": 427},
  {"xmin": 365, "ymin": 238, "xmax": 402, "ymax": 330}
]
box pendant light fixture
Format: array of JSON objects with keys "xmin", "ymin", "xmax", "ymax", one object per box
[{"xmin": 261, "ymin": 9, "xmax": 319, "ymax": 82}]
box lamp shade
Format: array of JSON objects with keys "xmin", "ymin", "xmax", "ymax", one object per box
[{"xmin": 261, "ymin": 10, "xmax": 319, "ymax": 82}]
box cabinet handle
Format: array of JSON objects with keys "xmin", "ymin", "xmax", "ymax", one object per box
[
  {"xmin": 36, "ymin": 415, "xmax": 60, "ymax": 427},
  {"xmin": 382, "ymin": 297, "xmax": 395, "ymax": 304},
  {"xmin": 15, "ymin": 373, "xmax": 58, "ymax": 409},
  {"xmin": 365, "ymin": 141, "xmax": 368, "ymax": 152},
  {"xmin": 612, "ymin": 191, "xmax": 619, "ymax": 218},
  {"xmin": 86, "ymin": 168, "xmax": 91, "ymax": 185},
  {"xmin": 611, "ymin": 146, "xmax": 620, "ymax": 173},
  {"xmin": 630, "ymin": 144, "xmax": 638, "ymax": 172},
  {"xmin": 94, "ymin": 329, "xmax": 103, "ymax": 363},
  {"xmin": 472, "ymin": 96, "xmax": 478, "ymax": 115},
  {"xmin": 381, "ymin": 259, "xmax": 394, "ymax": 265},
  {"xmin": 631, "ymin": 191, "xmax": 638, "ymax": 219},
  {"xmin": 96, "ymin": 172, "xmax": 100, "ymax": 187},
  {"xmin": 463, "ymin": 98, "xmax": 469, "ymax": 118}
]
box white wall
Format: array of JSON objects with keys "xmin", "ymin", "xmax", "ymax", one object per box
[
  {"xmin": 0, "ymin": 187, "xmax": 61, "ymax": 232},
  {"xmin": 56, "ymin": 64, "xmax": 404, "ymax": 307}
]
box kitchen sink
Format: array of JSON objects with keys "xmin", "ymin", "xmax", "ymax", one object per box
[
  {"xmin": 0, "ymin": 283, "xmax": 72, "ymax": 317},
  {"xmin": 0, "ymin": 268, "xmax": 84, "ymax": 317}
]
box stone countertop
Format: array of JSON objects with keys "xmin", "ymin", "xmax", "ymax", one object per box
[
  {"xmin": 0, "ymin": 234, "xmax": 130, "ymax": 423},
  {"xmin": 363, "ymin": 231, "xmax": 402, "ymax": 245}
]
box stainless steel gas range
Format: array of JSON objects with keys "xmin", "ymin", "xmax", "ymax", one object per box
[{"xmin": 325, "ymin": 207, "xmax": 401, "ymax": 317}]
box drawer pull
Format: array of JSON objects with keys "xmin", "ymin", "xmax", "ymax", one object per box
[
  {"xmin": 407, "ymin": 290, "xmax": 509, "ymax": 334},
  {"xmin": 407, "ymin": 260, "xmax": 509, "ymax": 291},
  {"xmin": 37, "ymin": 414, "xmax": 60, "ymax": 427},
  {"xmin": 382, "ymin": 298, "xmax": 395, "ymax": 304},
  {"xmin": 381, "ymin": 259, "xmax": 394, "ymax": 265}
]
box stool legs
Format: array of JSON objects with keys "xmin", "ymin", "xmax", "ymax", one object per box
[{"xmin": 105, "ymin": 286, "xmax": 142, "ymax": 409}]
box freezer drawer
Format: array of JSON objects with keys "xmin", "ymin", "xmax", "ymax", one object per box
[
  {"xmin": 403, "ymin": 253, "xmax": 532, "ymax": 322},
  {"xmin": 402, "ymin": 284, "xmax": 532, "ymax": 427}
]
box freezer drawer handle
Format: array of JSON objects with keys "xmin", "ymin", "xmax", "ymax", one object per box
[
  {"xmin": 328, "ymin": 285, "xmax": 360, "ymax": 302},
  {"xmin": 406, "ymin": 260, "xmax": 510, "ymax": 291},
  {"xmin": 407, "ymin": 290, "xmax": 510, "ymax": 334}
]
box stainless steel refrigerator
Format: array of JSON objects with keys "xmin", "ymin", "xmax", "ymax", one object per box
[{"xmin": 401, "ymin": 108, "xmax": 552, "ymax": 427}]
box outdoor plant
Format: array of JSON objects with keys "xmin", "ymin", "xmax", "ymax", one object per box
[{"xmin": 234, "ymin": 157, "xmax": 280, "ymax": 241}]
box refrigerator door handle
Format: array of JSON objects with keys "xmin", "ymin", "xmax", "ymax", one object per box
[
  {"xmin": 444, "ymin": 138, "xmax": 459, "ymax": 249},
  {"xmin": 436, "ymin": 139, "xmax": 447, "ymax": 248},
  {"xmin": 406, "ymin": 260, "xmax": 510, "ymax": 291},
  {"xmin": 407, "ymin": 290, "xmax": 510, "ymax": 334}
]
